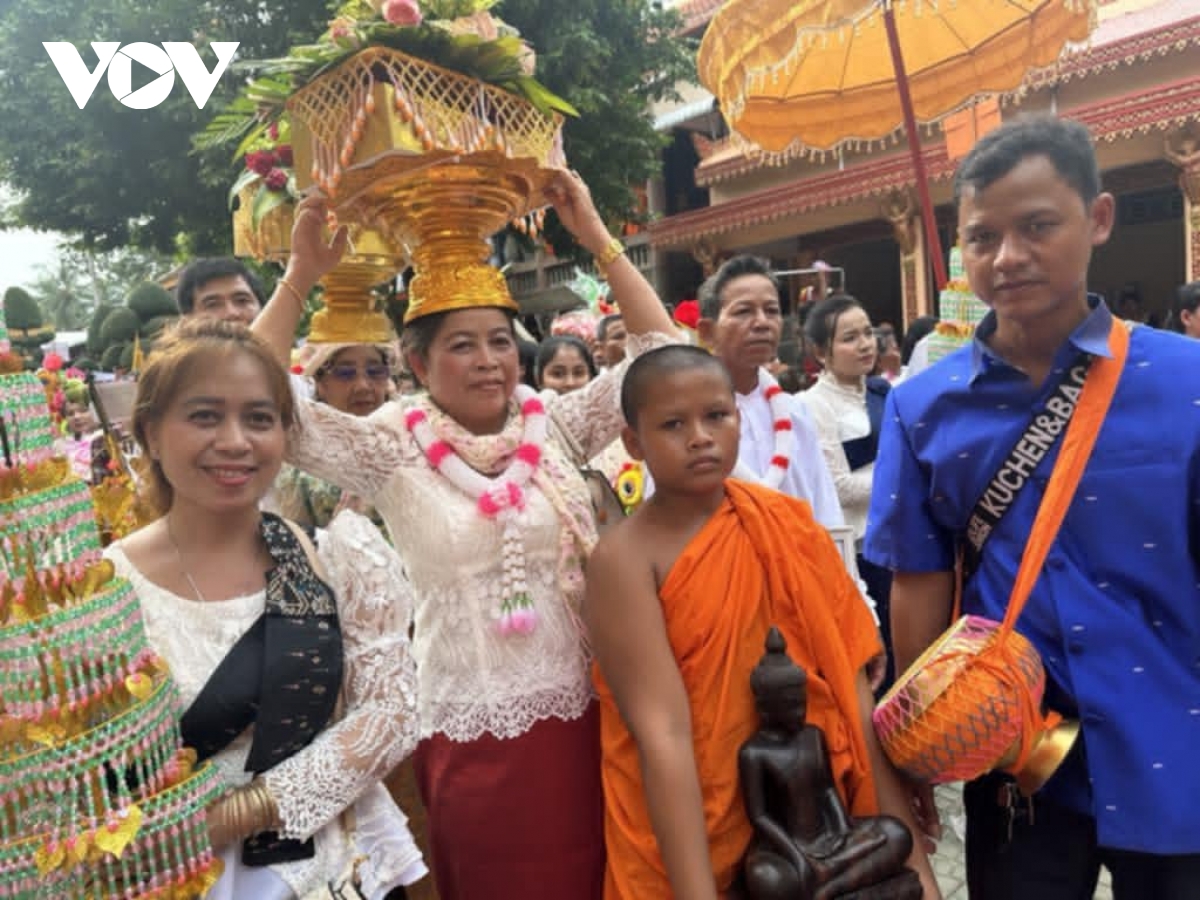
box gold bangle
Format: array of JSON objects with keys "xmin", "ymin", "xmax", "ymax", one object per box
[
  {"xmin": 276, "ymin": 277, "xmax": 306, "ymax": 308},
  {"xmin": 245, "ymin": 779, "xmax": 281, "ymax": 833},
  {"xmin": 594, "ymin": 236, "xmax": 625, "ymax": 272}
]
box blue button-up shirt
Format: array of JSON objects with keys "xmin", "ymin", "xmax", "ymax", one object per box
[{"xmin": 865, "ymin": 298, "xmax": 1200, "ymax": 854}]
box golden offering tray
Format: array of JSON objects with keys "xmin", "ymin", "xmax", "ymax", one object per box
[{"xmin": 287, "ymin": 46, "xmax": 565, "ymax": 324}]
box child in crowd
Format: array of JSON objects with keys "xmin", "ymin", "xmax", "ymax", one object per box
[
  {"xmin": 585, "ymin": 345, "xmax": 937, "ymax": 900},
  {"xmin": 535, "ymin": 335, "xmax": 598, "ymax": 394}
]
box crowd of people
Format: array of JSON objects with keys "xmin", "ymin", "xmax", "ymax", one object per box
[{"xmin": 33, "ymin": 114, "xmax": 1200, "ymax": 900}]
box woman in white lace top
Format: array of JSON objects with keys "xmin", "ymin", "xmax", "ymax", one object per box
[
  {"xmin": 104, "ymin": 320, "xmax": 424, "ymax": 899},
  {"xmin": 251, "ymin": 171, "xmax": 678, "ymax": 900},
  {"xmin": 797, "ymin": 293, "xmax": 896, "ymax": 690}
]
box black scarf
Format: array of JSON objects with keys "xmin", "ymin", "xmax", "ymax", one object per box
[
  {"xmin": 842, "ymin": 376, "xmax": 891, "ymax": 471},
  {"xmin": 179, "ymin": 513, "xmax": 344, "ymax": 866}
]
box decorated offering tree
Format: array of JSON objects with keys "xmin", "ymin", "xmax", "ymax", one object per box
[
  {"xmin": 926, "ymin": 246, "xmax": 989, "ymax": 364},
  {"xmin": 0, "ymin": 296, "xmax": 222, "ymax": 898}
]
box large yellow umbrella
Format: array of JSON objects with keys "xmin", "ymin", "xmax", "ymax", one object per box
[{"xmin": 698, "ymin": 0, "xmax": 1097, "ymax": 287}]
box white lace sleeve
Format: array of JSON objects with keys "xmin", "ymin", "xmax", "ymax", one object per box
[
  {"xmin": 801, "ymin": 391, "xmax": 874, "ymax": 511},
  {"xmin": 550, "ymin": 330, "xmax": 680, "ymax": 460},
  {"xmin": 287, "ymin": 396, "xmax": 419, "ymax": 501},
  {"xmin": 263, "ymin": 511, "xmax": 418, "ymax": 840}
]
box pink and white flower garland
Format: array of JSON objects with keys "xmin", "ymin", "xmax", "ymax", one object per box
[
  {"xmin": 405, "ymin": 385, "xmax": 548, "ymax": 636},
  {"xmin": 732, "ymin": 369, "xmax": 793, "ymax": 490}
]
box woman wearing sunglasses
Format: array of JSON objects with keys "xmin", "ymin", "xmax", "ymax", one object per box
[{"xmin": 275, "ymin": 341, "xmax": 395, "ymax": 533}]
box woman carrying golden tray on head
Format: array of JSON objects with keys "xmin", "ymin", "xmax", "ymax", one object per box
[{"xmin": 252, "ymin": 172, "xmax": 678, "ymax": 900}]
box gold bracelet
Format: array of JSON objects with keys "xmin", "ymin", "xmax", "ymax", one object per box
[
  {"xmin": 276, "ymin": 277, "xmax": 306, "ymax": 308},
  {"xmin": 594, "ymin": 236, "xmax": 626, "ymax": 273},
  {"xmin": 245, "ymin": 779, "xmax": 281, "ymax": 833}
]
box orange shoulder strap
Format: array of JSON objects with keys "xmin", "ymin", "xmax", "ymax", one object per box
[{"xmin": 1000, "ymin": 320, "xmax": 1131, "ymax": 633}]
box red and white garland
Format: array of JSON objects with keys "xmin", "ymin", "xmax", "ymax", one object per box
[
  {"xmin": 732, "ymin": 369, "xmax": 793, "ymax": 490},
  {"xmin": 404, "ymin": 385, "xmax": 548, "ymax": 636}
]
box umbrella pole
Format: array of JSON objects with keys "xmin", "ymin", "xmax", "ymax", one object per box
[{"xmin": 882, "ymin": 0, "xmax": 948, "ymax": 291}]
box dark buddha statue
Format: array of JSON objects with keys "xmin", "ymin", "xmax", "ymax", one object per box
[{"xmin": 740, "ymin": 628, "xmax": 921, "ymax": 900}]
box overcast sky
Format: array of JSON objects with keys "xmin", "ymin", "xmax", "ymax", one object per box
[
  {"xmin": 1, "ymin": 226, "xmax": 60, "ymax": 292},
  {"xmin": 1, "ymin": 182, "xmax": 62, "ymax": 292}
]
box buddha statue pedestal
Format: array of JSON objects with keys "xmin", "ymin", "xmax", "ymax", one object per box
[{"xmin": 740, "ymin": 628, "xmax": 921, "ymax": 900}]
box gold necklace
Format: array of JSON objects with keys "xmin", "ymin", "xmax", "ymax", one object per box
[{"xmin": 165, "ymin": 517, "xmax": 207, "ymax": 603}]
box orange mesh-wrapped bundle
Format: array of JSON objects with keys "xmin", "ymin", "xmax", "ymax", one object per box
[{"xmin": 872, "ymin": 616, "xmax": 1071, "ymax": 793}]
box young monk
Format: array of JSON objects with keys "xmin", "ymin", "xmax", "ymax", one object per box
[{"xmin": 585, "ymin": 345, "xmax": 939, "ymax": 900}]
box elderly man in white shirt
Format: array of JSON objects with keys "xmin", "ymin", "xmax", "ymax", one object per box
[
  {"xmin": 693, "ymin": 256, "xmax": 843, "ymax": 524},
  {"xmin": 683, "ymin": 258, "xmax": 881, "ymax": 658}
]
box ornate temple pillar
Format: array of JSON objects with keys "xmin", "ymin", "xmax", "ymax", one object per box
[
  {"xmin": 883, "ymin": 188, "xmax": 931, "ymax": 324},
  {"xmin": 691, "ymin": 237, "xmax": 720, "ymax": 278},
  {"xmin": 1165, "ymin": 128, "xmax": 1200, "ymax": 281}
]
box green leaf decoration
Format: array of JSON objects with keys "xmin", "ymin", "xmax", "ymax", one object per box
[
  {"xmin": 232, "ymin": 120, "xmax": 274, "ymax": 162},
  {"xmin": 251, "ymin": 186, "xmax": 292, "ymax": 228},
  {"xmin": 227, "ymin": 167, "xmax": 261, "ymax": 209},
  {"xmin": 508, "ymin": 75, "xmax": 579, "ymax": 117}
]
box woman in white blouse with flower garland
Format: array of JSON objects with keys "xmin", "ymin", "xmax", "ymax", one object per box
[
  {"xmin": 252, "ymin": 172, "xmax": 678, "ymax": 900},
  {"xmin": 798, "ymin": 293, "xmax": 896, "ymax": 689}
]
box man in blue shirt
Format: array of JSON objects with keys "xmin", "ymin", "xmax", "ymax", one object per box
[{"xmin": 866, "ymin": 116, "xmax": 1200, "ymax": 897}]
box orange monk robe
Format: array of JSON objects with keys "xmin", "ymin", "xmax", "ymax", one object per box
[{"xmin": 595, "ymin": 480, "xmax": 883, "ymax": 900}]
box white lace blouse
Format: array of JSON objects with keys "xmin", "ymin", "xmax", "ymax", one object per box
[
  {"xmin": 105, "ymin": 511, "xmax": 423, "ymax": 899},
  {"xmin": 286, "ymin": 332, "xmax": 675, "ymax": 743}
]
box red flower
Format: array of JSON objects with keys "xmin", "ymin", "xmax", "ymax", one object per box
[
  {"xmin": 43, "ymin": 351, "xmax": 64, "ymax": 371},
  {"xmin": 264, "ymin": 168, "xmax": 289, "ymax": 191},
  {"xmin": 245, "ymin": 150, "xmax": 277, "ymax": 176},
  {"xmin": 276, "ymin": 144, "xmax": 293, "ymax": 167},
  {"xmin": 267, "ymin": 122, "xmax": 279, "ymax": 141},
  {"xmin": 673, "ymin": 299, "xmax": 700, "ymax": 330}
]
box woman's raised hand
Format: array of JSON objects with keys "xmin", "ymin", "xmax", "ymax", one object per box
[
  {"xmin": 285, "ymin": 193, "xmax": 350, "ymax": 290},
  {"xmin": 543, "ymin": 169, "xmax": 610, "ymax": 256}
]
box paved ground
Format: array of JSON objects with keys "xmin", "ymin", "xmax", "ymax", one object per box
[{"xmin": 931, "ymin": 785, "xmax": 1112, "ymax": 899}]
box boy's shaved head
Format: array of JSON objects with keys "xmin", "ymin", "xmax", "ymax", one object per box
[{"xmin": 621, "ymin": 345, "xmax": 733, "ymax": 428}]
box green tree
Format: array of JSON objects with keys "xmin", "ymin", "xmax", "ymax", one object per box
[
  {"xmin": 24, "ymin": 244, "xmax": 174, "ymax": 329},
  {"xmin": 0, "ymin": 0, "xmax": 332, "ymax": 254},
  {"xmin": 3, "ymin": 286, "xmax": 54, "ymax": 367},
  {"xmin": 501, "ymin": 0, "xmax": 692, "ymax": 252}
]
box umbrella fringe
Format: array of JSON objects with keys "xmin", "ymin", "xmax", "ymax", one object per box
[{"xmin": 728, "ymin": 86, "xmax": 1020, "ymax": 166}]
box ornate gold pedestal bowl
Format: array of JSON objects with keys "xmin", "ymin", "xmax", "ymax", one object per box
[
  {"xmin": 287, "ymin": 47, "xmax": 565, "ymax": 327},
  {"xmin": 308, "ymin": 226, "xmax": 403, "ymax": 344}
]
